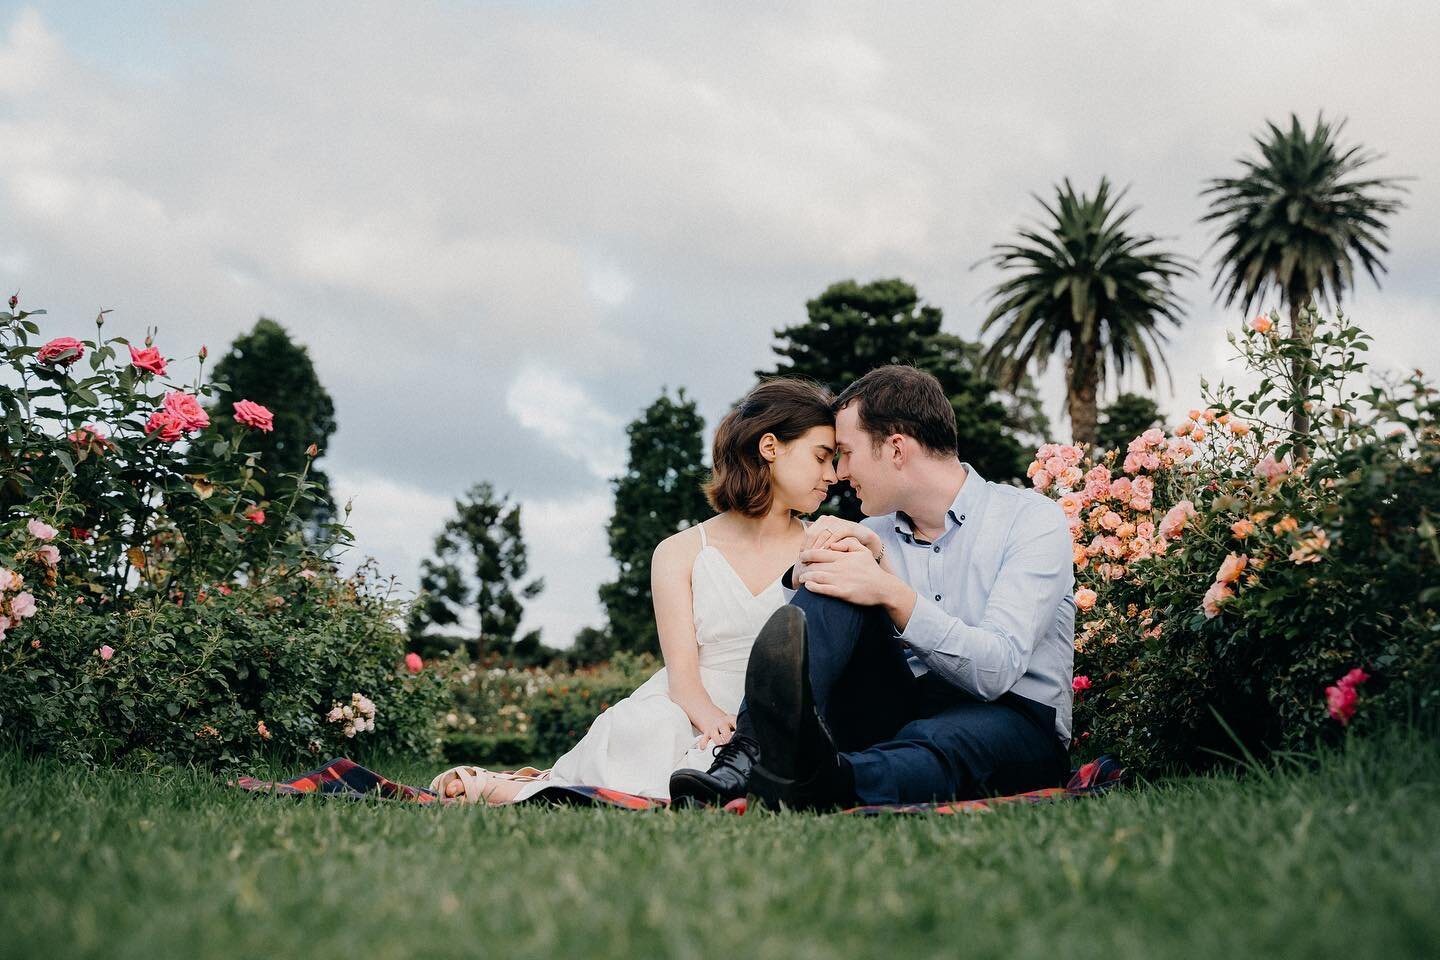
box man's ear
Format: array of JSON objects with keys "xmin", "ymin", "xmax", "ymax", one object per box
[
  {"xmin": 887, "ymin": 434, "xmax": 906, "ymax": 467},
  {"xmin": 758, "ymin": 432, "xmax": 779, "ymax": 463}
]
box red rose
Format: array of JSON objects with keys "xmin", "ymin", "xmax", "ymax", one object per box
[
  {"xmin": 38, "ymin": 337, "xmax": 85, "ymax": 366},
  {"xmin": 405, "ymin": 652, "xmax": 424, "ymax": 674},
  {"xmin": 244, "ymin": 508, "xmax": 266, "ymax": 525}
]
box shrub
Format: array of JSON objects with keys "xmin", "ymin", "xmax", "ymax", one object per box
[
  {"xmin": 1034, "ymin": 309, "xmax": 1439, "ymax": 775},
  {"xmin": 0, "ymin": 299, "xmax": 445, "ymax": 767},
  {"xmin": 442, "ymin": 652, "xmax": 661, "ymax": 764}
]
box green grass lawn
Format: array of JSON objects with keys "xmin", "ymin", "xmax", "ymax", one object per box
[{"xmin": 3, "ymin": 731, "xmax": 1437, "ymax": 960}]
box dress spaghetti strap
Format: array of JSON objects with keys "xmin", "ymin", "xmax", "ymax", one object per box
[{"xmin": 697, "ymin": 520, "xmax": 709, "ymax": 548}]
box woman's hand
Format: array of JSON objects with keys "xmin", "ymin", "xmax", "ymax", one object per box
[{"xmin": 692, "ymin": 703, "xmax": 738, "ymax": 751}]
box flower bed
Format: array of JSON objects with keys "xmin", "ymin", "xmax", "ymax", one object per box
[{"xmin": 1035, "ymin": 309, "xmax": 1439, "ymax": 774}]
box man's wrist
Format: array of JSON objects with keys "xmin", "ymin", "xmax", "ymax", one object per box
[{"xmin": 881, "ymin": 575, "xmax": 917, "ymax": 631}]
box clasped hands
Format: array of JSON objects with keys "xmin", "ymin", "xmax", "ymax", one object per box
[{"xmin": 793, "ymin": 516, "xmax": 896, "ymax": 608}]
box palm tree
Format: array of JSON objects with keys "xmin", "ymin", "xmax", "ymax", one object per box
[
  {"xmin": 1202, "ymin": 113, "xmax": 1407, "ymax": 449},
  {"xmin": 980, "ymin": 178, "xmax": 1192, "ymax": 445}
]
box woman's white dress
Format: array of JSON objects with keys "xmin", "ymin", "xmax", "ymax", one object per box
[{"xmin": 513, "ymin": 523, "xmax": 786, "ymax": 801}]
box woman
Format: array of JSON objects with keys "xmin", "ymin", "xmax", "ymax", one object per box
[{"xmin": 432, "ymin": 377, "xmax": 837, "ymax": 803}]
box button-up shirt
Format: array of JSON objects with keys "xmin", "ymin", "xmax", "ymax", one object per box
[{"xmin": 867, "ymin": 463, "xmax": 1076, "ymax": 744}]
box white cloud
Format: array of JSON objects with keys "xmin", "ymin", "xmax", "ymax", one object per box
[{"xmin": 505, "ymin": 363, "xmax": 626, "ymax": 480}]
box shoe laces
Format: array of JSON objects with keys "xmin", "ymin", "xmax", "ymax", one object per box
[{"xmin": 712, "ymin": 735, "xmax": 758, "ymax": 766}]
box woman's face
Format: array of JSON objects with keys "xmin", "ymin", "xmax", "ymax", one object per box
[{"xmin": 766, "ymin": 424, "xmax": 837, "ymax": 514}]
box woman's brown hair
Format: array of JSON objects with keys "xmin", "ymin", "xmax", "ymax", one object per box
[{"xmin": 703, "ymin": 378, "xmax": 835, "ymax": 517}]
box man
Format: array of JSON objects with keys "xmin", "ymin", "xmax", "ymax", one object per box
[{"xmin": 670, "ymin": 365, "xmax": 1075, "ymax": 809}]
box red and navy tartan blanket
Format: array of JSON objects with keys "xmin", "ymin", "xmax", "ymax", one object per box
[{"xmin": 231, "ymin": 755, "xmax": 1127, "ymax": 814}]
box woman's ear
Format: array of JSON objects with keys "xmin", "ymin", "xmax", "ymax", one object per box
[{"xmin": 758, "ymin": 432, "xmax": 779, "ymax": 463}]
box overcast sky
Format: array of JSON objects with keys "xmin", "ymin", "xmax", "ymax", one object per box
[{"xmin": 4, "ymin": 1, "xmax": 1437, "ymax": 647}]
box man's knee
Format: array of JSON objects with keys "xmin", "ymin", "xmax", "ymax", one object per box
[{"xmin": 790, "ymin": 585, "xmax": 866, "ymax": 643}]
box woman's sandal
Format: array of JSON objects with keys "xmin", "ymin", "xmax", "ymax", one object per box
[{"xmin": 428, "ymin": 764, "xmax": 548, "ymax": 805}]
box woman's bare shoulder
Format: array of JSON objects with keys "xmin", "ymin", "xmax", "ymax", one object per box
[{"xmin": 652, "ymin": 520, "xmax": 709, "ymax": 569}]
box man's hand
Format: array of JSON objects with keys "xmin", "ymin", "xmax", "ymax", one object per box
[
  {"xmin": 802, "ymin": 515, "xmax": 883, "ymax": 560},
  {"xmin": 795, "ymin": 538, "xmax": 902, "ymax": 608}
]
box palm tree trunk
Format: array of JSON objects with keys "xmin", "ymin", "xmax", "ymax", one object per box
[
  {"xmin": 1288, "ymin": 295, "xmax": 1312, "ymax": 460},
  {"xmin": 1067, "ymin": 352, "xmax": 1101, "ymax": 445}
]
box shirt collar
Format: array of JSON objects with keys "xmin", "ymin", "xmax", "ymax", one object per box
[{"xmin": 893, "ymin": 463, "xmax": 986, "ymax": 541}]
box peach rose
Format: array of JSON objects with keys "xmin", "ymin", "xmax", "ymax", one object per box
[
  {"xmin": 1174, "ymin": 420, "xmax": 1195, "ymax": 437},
  {"xmin": 1058, "ymin": 493, "xmax": 1084, "ymax": 518},
  {"xmin": 1250, "ymin": 314, "xmax": 1274, "ymax": 335},
  {"xmin": 1272, "ymin": 516, "xmax": 1299, "ymax": 535},
  {"xmin": 1141, "ymin": 428, "xmax": 1165, "ymax": 447},
  {"xmin": 1074, "ymin": 588, "xmax": 1098, "ymax": 612},
  {"xmin": 1202, "ymin": 581, "xmax": 1233, "ymax": 619},
  {"xmin": 1031, "ymin": 470, "xmax": 1052, "ymax": 492},
  {"xmin": 1228, "ymin": 421, "xmax": 1250, "ymax": 437},
  {"xmin": 1231, "ymin": 519, "xmax": 1254, "ymax": 539},
  {"xmin": 1100, "ymin": 510, "xmax": 1122, "ymax": 531},
  {"xmin": 1215, "ymin": 552, "xmax": 1248, "ymax": 584},
  {"xmin": 1255, "ymin": 454, "xmax": 1287, "ymax": 486},
  {"xmin": 1158, "ymin": 500, "xmax": 1196, "ymax": 540},
  {"xmin": 1059, "ymin": 466, "xmax": 1084, "ymax": 489}
]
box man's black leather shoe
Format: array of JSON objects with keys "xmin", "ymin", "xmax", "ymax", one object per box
[
  {"xmin": 745, "ymin": 606, "xmax": 851, "ymax": 811},
  {"xmin": 669, "ymin": 735, "xmax": 759, "ymax": 808}
]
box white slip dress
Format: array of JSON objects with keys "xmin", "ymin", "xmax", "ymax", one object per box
[{"xmin": 513, "ymin": 522, "xmax": 788, "ymax": 801}]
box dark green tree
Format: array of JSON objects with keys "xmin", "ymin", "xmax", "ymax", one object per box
[
  {"xmin": 1202, "ymin": 113, "xmax": 1407, "ymax": 451},
  {"xmin": 760, "ymin": 278, "xmax": 1047, "ymax": 520},
  {"xmin": 408, "ymin": 483, "xmax": 544, "ymax": 662},
  {"xmin": 980, "ymin": 178, "xmax": 1192, "ymax": 445},
  {"xmin": 582, "ymin": 389, "xmax": 710, "ymax": 660},
  {"xmin": 206, "ymin": 317, "xmax": 337, "ymax": 530},
  {"xmin": 1093, "ymin": 392, "xmax": 1165, "ymax": 456}
]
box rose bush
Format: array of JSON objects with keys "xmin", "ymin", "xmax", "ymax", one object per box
[
  {"xmin": 1038, "ymin": 307, "xmax": 1439, "ymax": 775},
  {"xmin": 1, "ymin": 299, "xmax": 446, "ymax": 767}
]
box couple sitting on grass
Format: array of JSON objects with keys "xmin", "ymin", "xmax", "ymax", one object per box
[{"xmin": 432, "ymin": 365, "xmax": 1077, "ymax": 810}]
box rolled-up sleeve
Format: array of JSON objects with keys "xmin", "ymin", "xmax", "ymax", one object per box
[{"xmin": 899, "ymin": 499, "xmax": 1073, "ymax": 700}]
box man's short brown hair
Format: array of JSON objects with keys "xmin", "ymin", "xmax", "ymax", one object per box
[
  {"xmin": 704, "ymin": 378, "xmax": 835, "ymax": 517},
  {"xmin": 833, "ymin": 365, "xmax": 957, "ymax": 458}
]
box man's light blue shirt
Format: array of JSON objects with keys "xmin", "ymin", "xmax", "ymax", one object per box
[{"xmin": 864, "ymin": 463, "xmax": 1076, "ymax": 745}]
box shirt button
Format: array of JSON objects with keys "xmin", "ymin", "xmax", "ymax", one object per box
[
  {"xmin": 933, "ymin": 545, "xmax": 940, "ymax": 553},
  {"xmin": 935, "ymin": 594, "xmax": 942, "ymax": 602}
]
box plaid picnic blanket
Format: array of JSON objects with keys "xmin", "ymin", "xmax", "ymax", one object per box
[{"xmin": 232, "ymin": 754, "xmax": 1128, "ymax": 814}]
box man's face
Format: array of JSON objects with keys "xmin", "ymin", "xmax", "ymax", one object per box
[{"xmin": 834, "ymin": 403, "xmax": 893, "ymax": 516}]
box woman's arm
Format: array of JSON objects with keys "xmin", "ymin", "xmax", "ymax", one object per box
[{"xmin": 651, "ymin": 529, "xmax": 734, "ymax": 747}]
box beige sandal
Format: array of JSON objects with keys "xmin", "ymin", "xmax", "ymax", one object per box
[{"xmin": 429, "ymin": 764, "xmax": 548, "ymax": 805}]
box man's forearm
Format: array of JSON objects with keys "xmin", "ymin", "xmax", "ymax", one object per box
[{"xmin": 882, "ymin": 576, "xmax": 918, "ymax": 632}]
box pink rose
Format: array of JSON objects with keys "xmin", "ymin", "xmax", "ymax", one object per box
[
  {"xmin": 1158, "ymin": 500, "xmax": 1196, "ymax": 540},
  {"xmin": 1044, "ymin": 456, "xmax": 1067, "ymax": 478},
  {"xmin": 1135, "ymin": 521, "xmax": 1156, "ymax": 540},
  {"xmin": 128, "ymin": 344, "xmax": 168, "ymax": 376},
  {"xmin": 1102, "ymin": 536, "xmax": 1126, "ymax": 559},
  {"xmin": 1129, "ymin": 498, "xmax": 1152, "ymax": 513},
  {"xmin": 1058, "ymin": 466, "xmax": 1084, "ymax": 489},
  {"xmin": 1084, "ymin": 479, "xmax": 1110, "ymax": 502},
  {"xmin": 244, "ymin": 508, "xmax": 266, "ymax": 525},
  {"xmin": 1058, "ymin": 445, "xmax": 1083, "ymax": 466},
  {"xmin": 1229, "ymin": 421, "xmax": 1250, "ymax": 437},
  {"xmin": 1215, "ymin": 553, "xmax": 1248, "ymax": 584},
  {"xmin": 1325, "ymin": 683, "xmax": 1358, "ymax": 725},
  {"xmin": 1202, "ymin": 581, "xmax": 1233, "ymax": 619},
  {"xmin": 1032, "ymin": 469, "xmax": 1052, "ymax": 492},
  {"xmin": 27, "ymin": 518, "xmax": 58, "ymax": 540},
  {"xmin": 1036, "ymin": 443, "xmax": 1059, "ymax": 462},
  {"xmin": 99, "ymin": 644, "xmax": 115, "ymax": 661},
  {"xmin": 1058, "ymin": 493, "xmax": 1084, "ymax": 518},
  {"xmin": 37, "ymin": 337, "xmax": 84, "ymax": 366},
  {"xmin": 1072, "ymin": 675, "xmax": 1092, "ymax": 692},
  {"xmin": 1067, "ymin": 516, "xmax": 1084, "ymax": 539},
  {"xmin": 9, "ymin": 591, "xmax": 36, "ymax": 619},
  {"xmin": 1131, "ymin": 477, "xmax": 1154, "ymax": 501},
  {"xmin": 162, "ymin": 391, "xmax": 210, "ymax": 431},
  {"xmin": 1108, "ymin": 478, "xmax": 1133, "ymax": 502},
  {"xmin": 1085, "ymin": 465, "xmax": 1111, "ymax": 485},
  {"xmin": 233, "ymin": 399, "xmax": 275, "ymax": 433},
  {"xmin": 144, "ymin": 411, "xmax": 185, "ymax": 443},
  {"xmin": 37, "ymin": 545, "xmax": 60, "ymax": 568},
  {"xmin": 1100, "ymin": 510, "xmax": 1122, "ymax": 531},
  {"xmin": 1255, "ymin": 454, "xmax": 1287, "ymax": 486},
  {"xmin": 257, "ymin": 720, "xmax": 272, "ymax": 740},
  {"xmin": 1340, "ymin": 668, "xmax": 1369, "ymax": 689},
  {"xmin": 68, "ymin": 424, "xmax": 113, "ymax": 454},
  {"xmin": 1250, "ymin": 314, "xmax": 1274, "ymax": 335},
  {"xmin": 1074, "ymin": 587, "xmax": 1097, "ymax": 612},
  {"xmin": 405, "ymin": 652, "xmax": 424, "ymax": 674},
  {"xmin": 1141, "ymin": 428, "xmax": 1165, "ymax": 447}
]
